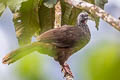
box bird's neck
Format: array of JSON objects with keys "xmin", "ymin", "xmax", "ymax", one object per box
[
  {"xmin": 76, "ymin": 21, "xmax": 91, "ymax": 41},
  {"xmin": 76, "ymin": 21, "xmax": 88, "ymax": 30}
]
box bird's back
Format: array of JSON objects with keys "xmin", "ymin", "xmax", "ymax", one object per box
[{"xmin": 37, "ymin": 25, "xmax": 91, "ymax": 49}]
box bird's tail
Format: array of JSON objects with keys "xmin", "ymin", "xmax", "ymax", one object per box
[{"xmin": 2, "ymin": 42, "xmax": 56, "ymax": 65}]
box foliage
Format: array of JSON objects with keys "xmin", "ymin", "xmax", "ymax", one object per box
[
  {"xmin": 15, "ymin": 53, "xmax": 48, "ymax": 80},
  {"xmin": 44, "ymin": 0, "xmax": 57, "ymax": 8},
  {"xmin": 0, "ymin": 0, "xmax": 108, "ymax": 74},
  {"xmin": 14, "ymin": 0, "xmax": 40, "ymax": 46},
  {"xmin": 0, "ymin": 0, "xmax": 28, "ymax": 15},
  {"xmin": 0, "ymin": 0, "xmax": 108, "ymax": 46},
  {"xmin": 77, "ymin": 41, "xmax": 120, "ymax": 80}
]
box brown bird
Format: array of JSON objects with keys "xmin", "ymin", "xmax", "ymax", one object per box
[{"xmin": 2, "ymin": 12, "xmax": 91, "ymax": 78}]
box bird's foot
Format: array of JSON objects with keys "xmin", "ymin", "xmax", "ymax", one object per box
[{"xmin": 61, "ymin": 63, "xmax": 74, "ymax": 78}]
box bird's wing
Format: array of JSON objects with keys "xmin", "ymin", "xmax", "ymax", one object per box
[{"xmin": 37, "ymin": 25, "xmax": 74, "ymax": 47}]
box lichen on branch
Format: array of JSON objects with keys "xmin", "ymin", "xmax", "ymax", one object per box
[
  {"xmin": 54, "ymin": 1, "xmax": 62, "ymax": 28},
  {"xmin": 64, "ymin": 0, "xmax": 120, "ymax": 31}
]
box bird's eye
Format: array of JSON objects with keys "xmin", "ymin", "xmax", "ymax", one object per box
[
  {"xmin": 81, "ymin": 15, "xmax": 84, "ymax": 17},
  {"xmin": 85, "ymin": 15, "xmax": 88, "ymax": 17}
]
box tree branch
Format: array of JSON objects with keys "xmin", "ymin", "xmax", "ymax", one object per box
[
  {"xmin": 66, "ymin": 75, "xmax": 74, "ymax": 80},
  {"xmin": 64, "ymin": 0, "xmax": 120, "ymax": 31},
  {"xmin": 54, "ymin": 1, "xmax": 62, "ymax": 28}
]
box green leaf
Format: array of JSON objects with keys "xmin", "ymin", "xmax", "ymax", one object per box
[
  {"xmin": 95, "ymin": 0, "xmax": 108, "ymax": 9},
  {"xmin": 2, "ymin": 42, "xmax": 56, "ymax": 64},
  {"xmin": 78, "ymin": 41, "xmax": 120, "ymax": 80},
  {"xmin": 90, "ymin": 14, "xmax": 100, "ymax": 30},
  {"xmin": 61, "ymin": 0, "xmax": 82, "ymax": 25},
  {"xmin": 7, "ymin": 0, "xmax": 28, "ymax": 12},
  {"xmin": 87, "ymin": 42, "xmax": 120, "ymax": 80},
  {"xmin": 0, "ymin": 3, "xmax": 5, "ymax": 15},
  {"xmin": 43, "ymin": 0, "xmax": 57, "ymax": 8},
  {"xmin": 16, "ymin": 54, "xmax": 47, "ymax": 80},
  {"xmin": 94, "ymin": 0, "xmax": 108, "ymax": 29},
  {"xmin": 38, "ymin": 3, "xmax": 55, "ymax": 33},
  {"xmin": 14, "ymin": 0, "xmax": 40, "ymax": 46},
  {"xmin": 0, "ymin": 0, "xmax": 27, "ymax": 15}
]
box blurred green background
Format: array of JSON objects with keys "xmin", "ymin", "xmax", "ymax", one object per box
[{"xmin": 0, "ymin": 0, "xmax": 120, "ymax": 80}]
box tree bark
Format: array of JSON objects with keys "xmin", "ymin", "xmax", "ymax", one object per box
[{"xmin": 54, "ymin": 1, "xmax": 62, "ymax": 28}]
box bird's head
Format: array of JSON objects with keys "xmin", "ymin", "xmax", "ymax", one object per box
[{"xmin": 77, "ymin": 12, "xmax": 90, "ymax": 26}]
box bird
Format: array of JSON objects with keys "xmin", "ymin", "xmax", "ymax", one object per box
[{"xmin": 2, "ymin": 12, "xmax": 91, "ymax": 78}]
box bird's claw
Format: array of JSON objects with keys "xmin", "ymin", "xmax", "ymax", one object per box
[{"xmin": 61, "ymin": 63, "xmax": 74, "ymax": 78}]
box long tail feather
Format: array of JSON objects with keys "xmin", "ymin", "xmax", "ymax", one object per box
[{"xmin": 2, "ymin": 42, "xmax": 56, "ymax": 64}]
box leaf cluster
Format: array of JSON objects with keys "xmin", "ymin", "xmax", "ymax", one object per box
[{"xmin": 0, "ymin": 0, "xmax": 108, "ymax": 45}]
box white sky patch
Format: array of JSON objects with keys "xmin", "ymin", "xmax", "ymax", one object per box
[
  {"xmin": 0, "ymin": 29, "xmax": 9, "ymax": 54},
  {"xmin": 0, "ymin": 8, "xmax": 19, "ymax": 80},
  {"xmin": 109, "ymin": 0, "xmax": 120, "ymax": 7},
  {"xmin": 0, "ymin": 26, "xmax": 12, "ymax": 80}
]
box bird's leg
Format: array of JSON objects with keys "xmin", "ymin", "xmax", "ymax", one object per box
[{"xmin": 61, "ymin": 63, "xmax": 74, "ymax": 78}]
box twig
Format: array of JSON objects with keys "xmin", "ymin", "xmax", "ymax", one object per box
[
  {"xmin": 65, "ymin": 75, "xmax": 74, "ymax": 80},
  {"xmin": 64, "ymin": 0, "xmax": 120, "ymax": 31},
  {"xmin": 61, "ymin": 64, "xmax": 74, "ymax": 80}
]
